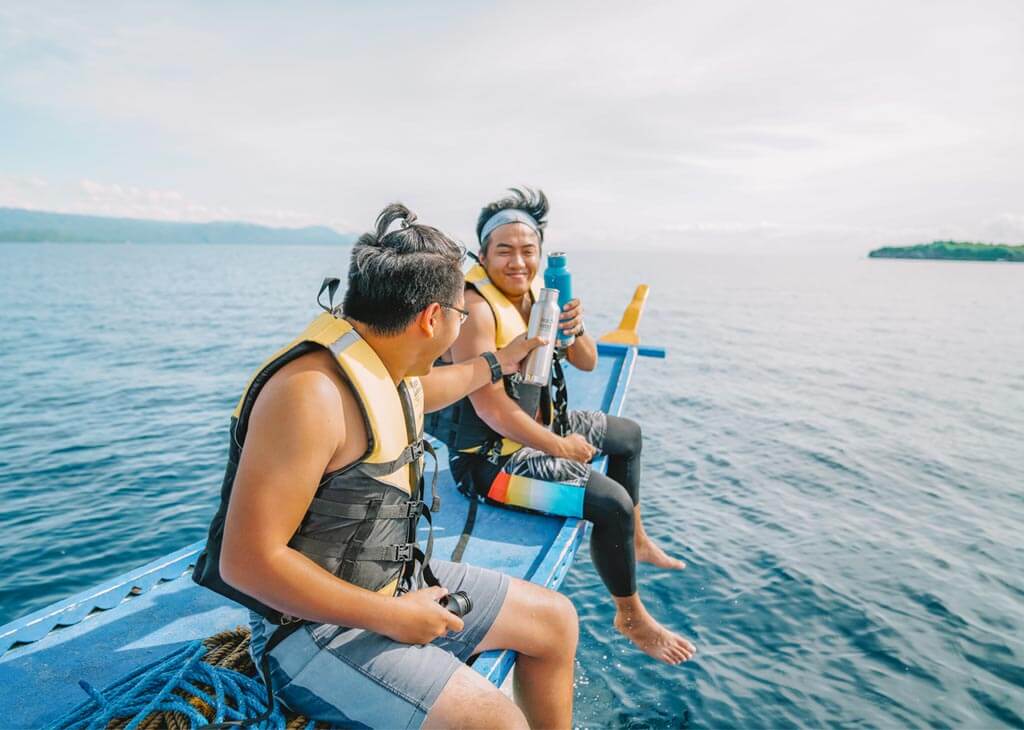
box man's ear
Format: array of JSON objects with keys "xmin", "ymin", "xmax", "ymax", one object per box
[{"xmin": 417, "ymin": 302, "xmax": 442, "ymax": 336}]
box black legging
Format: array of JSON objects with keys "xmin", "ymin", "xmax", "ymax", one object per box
[{"xmin": 583, "ymin": 415, "xmax": 643, "ymax": 597}]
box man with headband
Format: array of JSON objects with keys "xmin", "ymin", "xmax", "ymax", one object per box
[{"xmin": 426, "ymin": 188, "xmax": 696, "ymax": 665}]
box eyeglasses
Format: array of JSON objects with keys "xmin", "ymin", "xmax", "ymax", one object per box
[{"xmin": 441, "ymin": 303, "xmax": 469, "ymax": 325}]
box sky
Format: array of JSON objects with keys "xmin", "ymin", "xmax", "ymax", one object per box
[{"xmin": 1, "ymin": 1, "xmax": 1022, "ymax": 252}]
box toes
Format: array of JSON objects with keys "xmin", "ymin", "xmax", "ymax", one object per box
[{"xmin": 671, "ymin": 635, "xmax": 696, "ymax": 661}]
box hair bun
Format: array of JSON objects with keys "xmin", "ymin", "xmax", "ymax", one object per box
[{"xmin": 374, "ymin": 202, "xmax": 418, "ymax": 240}]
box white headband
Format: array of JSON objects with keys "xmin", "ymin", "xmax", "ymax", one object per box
[{"xmin": 478, "ymin": 209, "xmax": 540, "ymax": 245}]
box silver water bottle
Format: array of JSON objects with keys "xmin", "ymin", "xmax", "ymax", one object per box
[{"xmin": 521, "ymin": 288, "xmax": 561, "ymax": 386}]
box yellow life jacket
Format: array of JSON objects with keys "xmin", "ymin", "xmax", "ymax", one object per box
[
  {"xmin": 194, "ymin": 312, "xmax": 435, "ymax": 623},
  {"xmin": 232, "ymin": 313, "xmax": 424, "ymax": 495},
  {"xmin": 464, "ymin": 263, "xmax": 542, "ymax": 347}
]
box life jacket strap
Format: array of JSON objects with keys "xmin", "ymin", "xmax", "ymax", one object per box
[
  {"xmin": 289, "ymin": 535, "xmax": 418, "ymax": 561},
  {"xmin": 550, "ymin": 354, "xmax": 571, "ymax": 436},
  {"xmin": 423, "ymin": 439, "xmax": 441, "ymax": 513},
  {"xmin": 208, "ymin": 620, "xmax": 306, "ymax": 728},
  {"xmin": 357, "ymin": 439, "xmax": 426, "ymax": 477},
  {"xmin": 307, "ymin": 497, "xmax": 424, "ymax": 520}
]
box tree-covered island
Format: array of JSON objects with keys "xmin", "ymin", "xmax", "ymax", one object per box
[
  {"xmin": 869, "ymin": 241, "xmax": 1024, "ymax": 262},
  {"xmin": 0, "ymin": 207, "xmax": 354, "ymax": 245}
]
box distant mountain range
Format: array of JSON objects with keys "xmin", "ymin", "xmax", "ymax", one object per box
[
  {"xmin": 0, "ymin": 207, "xmax": 356, "ymax": 245},
  {"xmin": 869, "ymin": 241, "xmax": 1024, "ymax": 262}
]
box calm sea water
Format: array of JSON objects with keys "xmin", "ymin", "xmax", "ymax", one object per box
[{"xmin": 1, "ymin": 243, "xmax": 1022, "ymax": 728}]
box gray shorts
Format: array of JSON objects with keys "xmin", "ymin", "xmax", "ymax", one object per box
[
  {"xmin": 504, "ymin": 409, "xmax": 608, "ymax": 487},
  {"xmin": 249, "ymin": 560, "xmax": 511, "ymax": 729}
]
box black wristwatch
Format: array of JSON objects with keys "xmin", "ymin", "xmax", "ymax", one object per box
[{"xmin": 481, "ymin": 351, "xmax": 502, "ymax": 384}]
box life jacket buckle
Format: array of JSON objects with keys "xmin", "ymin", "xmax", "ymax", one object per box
[
  {"xmin": 394, "ymin": 543, "xmax": 415, "ymax": 562},
  {"xmin": 279, "ymin": 614, "xmax": 302, "ymax": 626},
  {"xmin": 410, "ymin": 440, "xmax": 425, "ymax": 461},
  {"xmin": 405, "ymin": 500, "xmax": 424, "ymax": 518}
]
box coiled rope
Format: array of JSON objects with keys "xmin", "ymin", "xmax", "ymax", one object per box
[{"xmin": 48, "ymin": 627, "xmax": 323, "ymax": 730}]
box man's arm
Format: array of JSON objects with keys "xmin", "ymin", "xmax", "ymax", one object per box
[
  {"xmin": 220, "ymin": 356, "xmax": 462, "ymax": 644},
  {"xmin": 560, "ymin": 298, "xmax": 598, "ymax": 371},
  {"xmin": 420, "ymin": 333, "xmax": 545, "ymax": 413},
  {"xmin": 448, "ymin": 292, "xmax": 574, "ymax": 457}
]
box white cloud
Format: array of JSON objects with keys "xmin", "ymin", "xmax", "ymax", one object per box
[
  {"xmin": 1, "ymin": 1, "xmax": 1022, "ymax": 250},
  {"xmin": 0, "ymin": 175, "xmax": 325, "ymax": 228}
]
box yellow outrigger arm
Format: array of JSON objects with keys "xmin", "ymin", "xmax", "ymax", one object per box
[{"xmin": 599, "ymin": 284, "xmax": 665, "ymax": 359}]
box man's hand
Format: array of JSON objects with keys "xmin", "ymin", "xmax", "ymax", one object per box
[
  {"xmin": 561, "ymin": 297, "xmax": 598, "ymax": 371},
  {"xmin": 559, "ymin": 298, "xmax": 584, "ymax": 337},
  {"xmin": 557, "ymin": 433, "xmax": 598, "ymax": 463},
  {"xmin": 495, "ymin": 333, "xmax": 547, "ymax": 374},
  {"xmin": 385, "ymin": 586, "xmax": 465, "ymax": 644}
]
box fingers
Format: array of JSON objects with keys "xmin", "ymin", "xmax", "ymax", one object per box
[
  {"xmin": 444, "ymin": 612, "xmax": 465, "ymax": 634},
  {"xmin": 560, "ymin": 317, "xmax": 581, "ymax": 333},
  {"xmin": 424, "ymin": 586, "xmax": 449, "ymax": 601},
  {"xmin": 560, "ymin": 299, "xmax": 582, "ymax": 319},
  {"xmin": 502, "ymin": 333, "xmax": 546, "ymax": 352}
]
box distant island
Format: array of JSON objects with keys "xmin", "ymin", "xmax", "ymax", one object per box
[
  {"xmin": 869, "ymin": 241, "xmax": 1024, "ymax": 262},
  {"xmin": 0, "ymin": 207, "xmax": 356, "ymax": 245}
]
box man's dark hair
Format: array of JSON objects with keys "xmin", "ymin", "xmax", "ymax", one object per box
[
  {"xmin": 475, "ymin": 186, "xmax": 549, "ymax": 251},
  {"xmin": 343, "ymin": 203, "xmax": 465, "ymax": 335}
]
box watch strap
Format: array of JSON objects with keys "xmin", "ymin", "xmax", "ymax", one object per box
[{"xmin": 481, "ymin": 351, "xmax": 502, "ymax": 384}]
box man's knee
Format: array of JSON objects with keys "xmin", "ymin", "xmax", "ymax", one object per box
[
  {"xmin": 425, "ymin": 666, "xmax": 528, "ymax": 730},
  {"xmin": 585, "ymin": 472, "xmax": 636, "ymax": 532},
  {"xmin": 505, "ymin": 579, "xmax": 579, "ymax": 659},
  {"xmin": 606, "ymin": 415, "xmax": 642, "ymax": 457},
  {"xmin": 621, "ymin": 417, "xmax": 643, "ymax": 455},
  {"xmin": 535, "ymin": 589, "xmax": 579, "ymax": 658}
]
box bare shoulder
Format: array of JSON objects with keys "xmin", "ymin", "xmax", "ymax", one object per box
[
  {"xmin": 264, "ymin": 350, "xmax": 343, "ymax": 408},
  {"xmin": 462, "ymin": 289, "xmax": 496, "ymax": 337},
  {"xmin": 464, "ymin": 287, "xmax": 486, "ymax": 306},
  {"xmin": 248, "ymin": 349, "xmax": 348, "ymax": 446}
]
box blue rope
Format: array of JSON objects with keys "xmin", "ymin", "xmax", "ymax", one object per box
[{"xmin": 45, "ymin": 640, "xmax": 301, "ymax": 730}]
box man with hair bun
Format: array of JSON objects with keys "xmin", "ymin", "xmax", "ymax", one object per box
[
  {"xmin": 193, "ymin": 203, "xmax": 578, "ymax": 729},
  {"xmin": 427, "ymin": 187, "xmax": 696, "ymax": 666}
]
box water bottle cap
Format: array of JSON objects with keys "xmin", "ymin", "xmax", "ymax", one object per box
[{"xmin": 547, "ymin": 252, "xmax": 567, "ymax": 266}]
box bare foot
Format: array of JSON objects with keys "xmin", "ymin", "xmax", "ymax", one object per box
[
  {"xmin": 613, "ymin": 605, "xmax": 696, "ymax": 665},
  {"xmin": 636, "ymin": 538, "xmax": 686, "ymax": 570}
]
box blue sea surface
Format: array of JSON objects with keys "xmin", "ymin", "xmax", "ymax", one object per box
[{"xmin": 1, "ymin": 243, "xmax": 1022, "ymax": 728}]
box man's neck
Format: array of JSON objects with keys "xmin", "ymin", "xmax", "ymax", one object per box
[
  {"xmin": 349, "ymin": 320, "xmax": 414, "ymax": 385},
  {"xmin": 504, "ymin": 290, "xmax": 532, "ymax": 322}
]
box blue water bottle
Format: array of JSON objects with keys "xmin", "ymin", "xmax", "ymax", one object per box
[{"xmin": 544, "ymin": 252, "xmax": 574, "ymax": 347}]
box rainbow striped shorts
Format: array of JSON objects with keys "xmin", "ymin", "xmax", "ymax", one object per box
[{"xmin": 450, "ymin": 409, "xmax": 607, "ymax": 519}]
